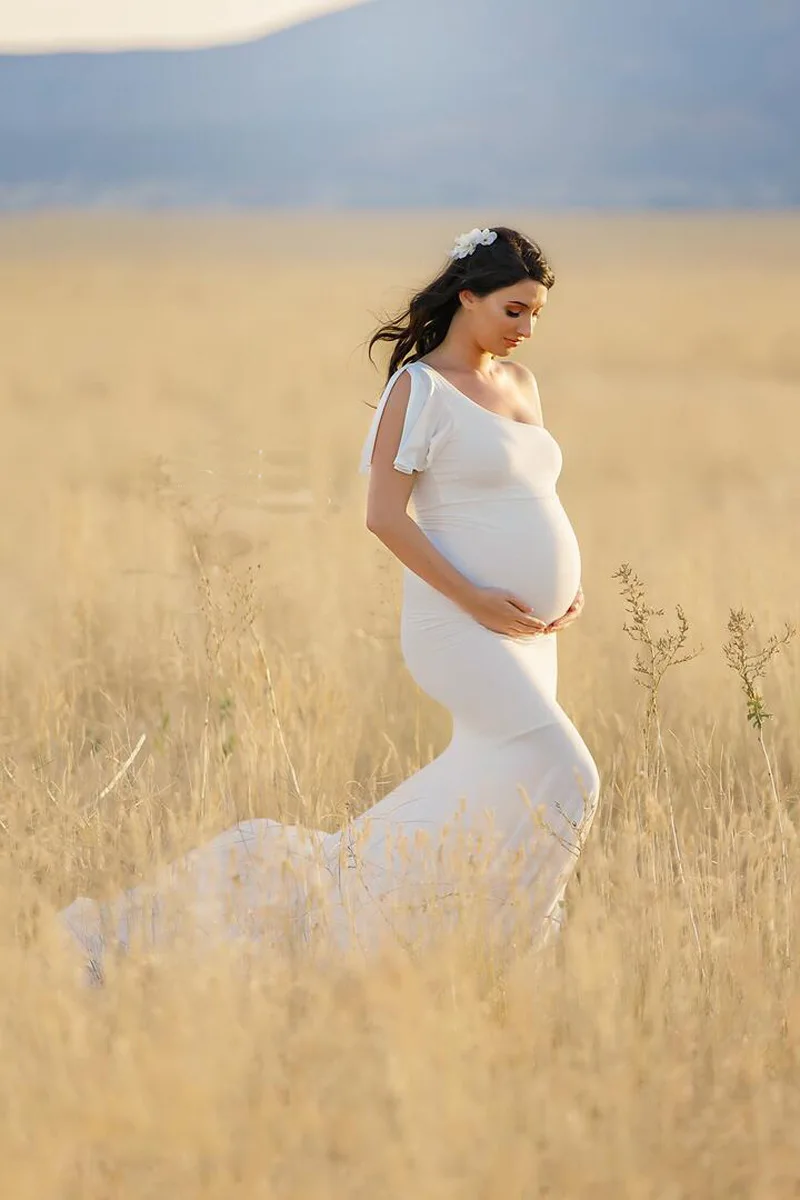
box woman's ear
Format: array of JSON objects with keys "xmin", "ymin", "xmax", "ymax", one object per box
[{"xmin": 458, "ymin": 288, "xmax": 477, "ymax": 309}]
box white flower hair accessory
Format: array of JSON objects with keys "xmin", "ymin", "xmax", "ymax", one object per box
[{"xmin": 449, "ymin": 227, "xmax": 498, "ymax": 260}]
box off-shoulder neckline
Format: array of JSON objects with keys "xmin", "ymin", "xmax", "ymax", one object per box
[{"xmin": 414, "ymin": 361, "xmax": 549, "ymax": 432}]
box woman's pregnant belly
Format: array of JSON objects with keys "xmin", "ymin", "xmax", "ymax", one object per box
[{"xmin": 410, "ymin": 494, "xmax": 582, "ymax": 628}]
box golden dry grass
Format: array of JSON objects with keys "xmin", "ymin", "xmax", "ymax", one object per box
[{"xmin": 1, "ymin": 211, "xmax": 799, "ymax": 1197}]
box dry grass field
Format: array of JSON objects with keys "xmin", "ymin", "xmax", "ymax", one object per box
[{"xmin": 1, "ymin": 211, "xmax": 799, "ymax": 1197}]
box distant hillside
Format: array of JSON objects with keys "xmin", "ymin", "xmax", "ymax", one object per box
[{"xmin": 0, "ymin": 0, "xmax": 798, "ymax": 208}]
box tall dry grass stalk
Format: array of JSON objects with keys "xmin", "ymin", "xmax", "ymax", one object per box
[
  {"xmin": 722, "ymin": 607, "xmax": 797, "ymax": 956},
  {"xmin": 0, "ymin": 213, "xmax": 799, "ymax": 1196}
]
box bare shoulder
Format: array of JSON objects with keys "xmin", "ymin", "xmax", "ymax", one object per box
[
  {"xmin": 505, "ymin": 359, "xmax": 539, "ymax": 394},
  {"xmin": 504, "ymin": 360, "xmax": 543, "ymax": 423}
]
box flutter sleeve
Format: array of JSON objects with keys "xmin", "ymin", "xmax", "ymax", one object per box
[{"xmin": 358, "ymin": 361, "xmax": 447, "ymax": 476}]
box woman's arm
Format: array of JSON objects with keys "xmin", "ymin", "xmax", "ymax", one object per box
[
  {"xmin": 364, "ymin": 371, "xmax": 479, "ymax": 612},
  {"xmin": 368, "ymin": 507, "xmax": 480, "ymax": 612}
]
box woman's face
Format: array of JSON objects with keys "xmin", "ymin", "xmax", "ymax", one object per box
[{"xmin": 460, "ymin": 278, "xmax": 549, "ymax": 357}]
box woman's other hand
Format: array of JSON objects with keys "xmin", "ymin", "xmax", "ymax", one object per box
[{"xmin": 545, "ymin": 585, "xmax": 584, "ymax": 634}]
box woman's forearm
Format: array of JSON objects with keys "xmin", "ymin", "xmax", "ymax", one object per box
[{"xmin": 366, "ymin": 513, "xmax": 479, "ymax": 612}]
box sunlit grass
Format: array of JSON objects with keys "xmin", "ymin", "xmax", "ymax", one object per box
[{"xmin": 1, "ymin": 213, "xmax": 799, "ymax": 1197}]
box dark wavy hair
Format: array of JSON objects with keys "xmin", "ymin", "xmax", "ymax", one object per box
[{"xmin": 367, "ymin": 226, "xmax": 556, "ymax": 389}]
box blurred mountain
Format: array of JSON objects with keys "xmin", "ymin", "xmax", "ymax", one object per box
[{"xmin": 0, "ymin": 0, "xmax": 798, "ymax": 208}]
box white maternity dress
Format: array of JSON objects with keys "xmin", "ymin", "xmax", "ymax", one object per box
[{"xmin": 59, "ymin": 359, "xmax": 600, "ymax": 979}]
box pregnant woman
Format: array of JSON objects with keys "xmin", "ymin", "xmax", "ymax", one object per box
[
  {"xmin": 59, "ymin": 225, "xmax": 600, "ymax": 979},
  {"xmin": 353, "ymin": 225, "xmax": 600, "ymax": 942}
]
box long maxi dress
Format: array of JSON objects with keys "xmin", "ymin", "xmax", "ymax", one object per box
[{"xmin": 58, "ymin": 359, "xmax": 601, "ymax": 976}]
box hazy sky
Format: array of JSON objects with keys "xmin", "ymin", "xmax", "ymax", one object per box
[{"xmin": 0, "ymin": 0, "xmax": 367, "ymax": 51}]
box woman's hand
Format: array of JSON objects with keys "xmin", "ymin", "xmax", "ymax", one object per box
[
  {"xmin": 463, "ymin": 586, "xmax": 549, "ymax": 638},
  {"xmin": 544, "ymin": 585, "xmax": 584, "ymax": 634}
]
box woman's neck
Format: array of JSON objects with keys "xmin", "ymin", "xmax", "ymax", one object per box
[{"xmin": 427, "ymin": 334, "xmax": 495, "ymax": 376}]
